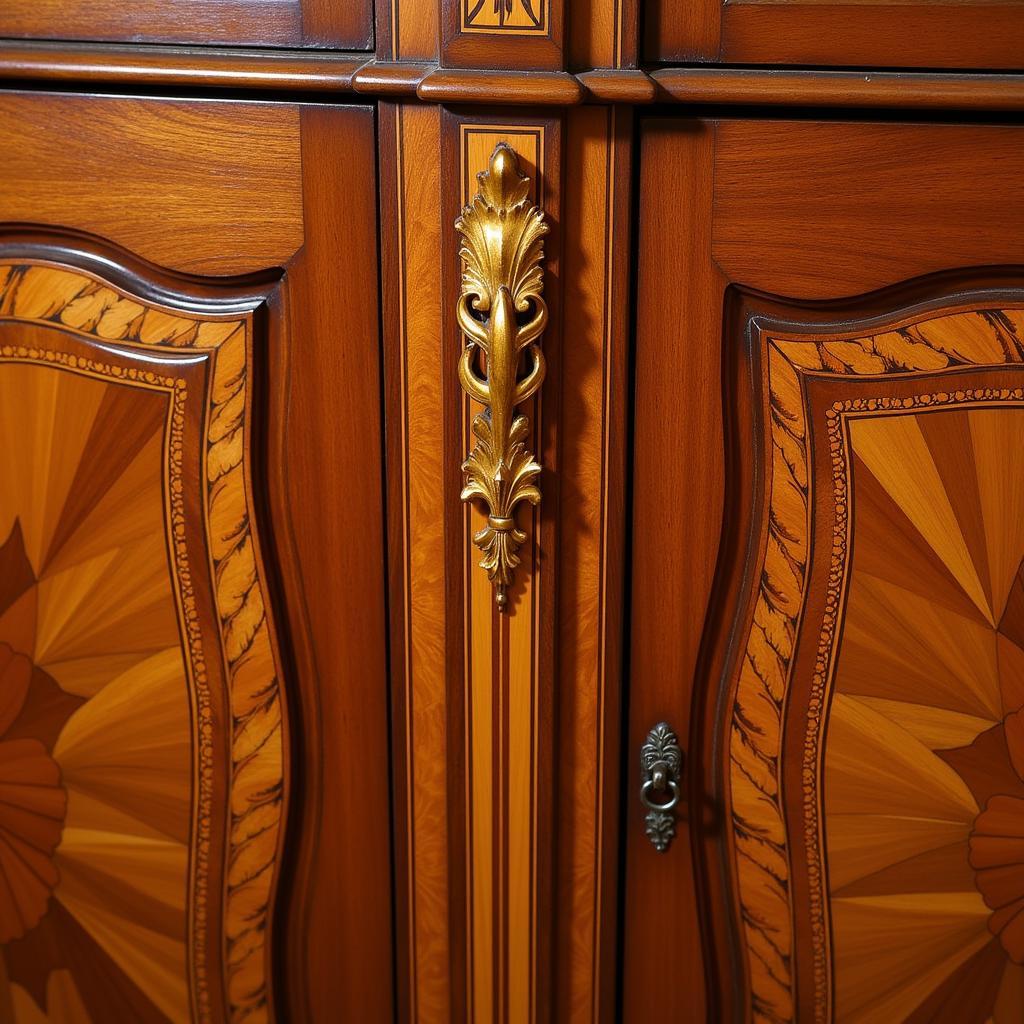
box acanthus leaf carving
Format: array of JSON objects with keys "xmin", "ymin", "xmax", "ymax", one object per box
[{"xmin": 456, "ymin": 142, "xmax": 548, "ymax": 610}]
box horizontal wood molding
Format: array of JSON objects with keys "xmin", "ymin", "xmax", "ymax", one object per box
[
  {"xmin": 577, "ymin": 68, "xmax": 656, "ymax": 103},
  {"xmin": 353, "ymin": 60, "xmax": 434, "ymax": 95},
  {"xmin": 0, "ymin": 41, "xmax": 367, "ymax": 91},
  {"xmin": 3, "ymin": 42, "xmax": 1024, "ymax": 111},
  {"xmin": 651, "ymin": 67, "xmax": 1024, "ymax": 111},
  {"xmin": 418, "ymin": 67, "xmax": 582, "ymax": 104}
]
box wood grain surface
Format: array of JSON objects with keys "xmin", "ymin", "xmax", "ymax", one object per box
[
  {"xmin": 269, "ymin": 104, "xmax": 394, "ymax": 1023},
  {"xmin": 625, "ymin": 118, "xmax": 718, "ymax": 1024},
  {"xmin": 380, "ymin": 100, "xmax": 457, "ymax": 1024},
  {"xmin": 445, "ymin": 114, "xmax": 562, "ymax": 1024},
  {"xmin": 629, "ymin": 115, "xmax": 1024, "ymax": 1022},
  {"xmin": 555, "ymin": 103, "xmax": 632, "ymax": 1024},
  {"xmin": 726, "ymin": 293, "xmax": 1024, "ymax": 1022},
  {"xmin": 0, "ymin": 98, "xmax": 394, "ymax": 1022},
  {"xmin": 713, "ymin": 121, "xmax": 1024, "ymax": 300},
  {"xmin": 442, "ymin": 0, "xmax": 565, "ymax": 71},
  {"xmin": 646, "ymin": 0, "xmax": 1024, "ymax": 68},
  {"xmin": 0, "ymin": 94, "xmax": 303, "ymax": 278},
  {"xmin": 0, "ymin": 0, "xmax": 372, "ymax": 49}
]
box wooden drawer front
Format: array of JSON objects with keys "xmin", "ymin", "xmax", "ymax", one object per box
[
  {"xmin": 627, "ymin": 118, "xmax": 1024, "ymax": 1023},
  {"xmin": 0, "ymin": 0, "xmax": 372, "ymax": 50},
  {"xmin": 646, "ymin": 0, "xmax": 1024, "ymax": 69},
  {"xmin": 0, "ymin": 94, "xmax": 391, "ymax": 1022}
]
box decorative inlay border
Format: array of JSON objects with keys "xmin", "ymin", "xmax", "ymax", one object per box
[
  {"xmin": 730, "ymin": 301, "xmax": 1024, "ymax": 1023},
  {"xmin": 0, "ymin": 261, "xmax": 285, "ymax": 1024},
  {"xmin": 456, "ymin": 122, "xmax": 550, "ymax": 1022}
]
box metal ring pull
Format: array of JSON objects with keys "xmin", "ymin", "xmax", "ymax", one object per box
[
  {"xmin": 640, "ymin": 722, "xmax": 683, "ymax": 852},
  {"xmin": 640, "ymin": 777, "xmax": 680, "ymax": 814}
]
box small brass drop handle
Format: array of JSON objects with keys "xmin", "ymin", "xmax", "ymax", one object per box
[
  {"xmin": 640, "ymin": 777, "xmax": 680, "ymax": 814},
  {"xmin": 640, "ymin": 722, "xmax": 683, "ymax": 852}
]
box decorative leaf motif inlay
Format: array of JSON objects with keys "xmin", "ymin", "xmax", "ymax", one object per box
[{"xmin": 464, "ymin": 0, "xmax": 544, "ymax": 31}]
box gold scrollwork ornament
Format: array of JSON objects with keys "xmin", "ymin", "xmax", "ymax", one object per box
[{"xmin": 456, "ymin": 142, "xmax": 548, "ymax": 611}]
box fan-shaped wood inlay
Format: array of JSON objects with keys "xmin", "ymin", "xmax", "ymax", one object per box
[
  {"xmin": 729, "ymin": 299, "xmax": 1024, "ymax": 1023},
  {"xmin": 0, "ymin": 262, "xmax": 286, "ymax": 1024}
]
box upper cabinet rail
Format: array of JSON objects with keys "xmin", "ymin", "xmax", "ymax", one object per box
[{"xmin": 3, "ymin": 41, "xmax": 1024, "ymax": 111}]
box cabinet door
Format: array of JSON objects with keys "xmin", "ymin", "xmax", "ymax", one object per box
[
  {"xmin": 0, "ymin": 0, "xmax": 371, "ymax": 50},
  {"xmin": 646, "ymin": 0, "xmax": 1024, "ymax": 69},
  {"xmin": 0, "ymin": 93, "xmax": 391, "ymax": 1021},
  {"xmin": 626, "ymin": 117, "xmax": 1024, "ymax": 1023}
]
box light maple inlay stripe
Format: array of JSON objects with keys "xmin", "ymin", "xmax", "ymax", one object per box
[
  {"xmin": 460, "ymin": 124, "xmax": 546, "ymax": 1024},
  {"xmin": 395, "ymin": 102, "xmax": 452, "ymax": 1024}
]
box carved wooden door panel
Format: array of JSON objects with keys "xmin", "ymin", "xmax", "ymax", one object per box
[
  {"xmin": 625, "ymin": 118, "xmax": 1024, "ymax": 1022},
  {"xmin": 0, "ymin": 94, "xmax": 392, "ymax": 1021}
]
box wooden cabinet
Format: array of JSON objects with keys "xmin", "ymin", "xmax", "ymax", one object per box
[{"xmin": 0, "ymin": 4, "xmax": 1022, "ymax": 1022}]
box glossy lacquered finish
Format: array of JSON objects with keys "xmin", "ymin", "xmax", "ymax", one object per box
[
  {"xmin": 627, "ymin": 116, "xmax": 1024, "ymax": 1023},
  {"xmin": 2, "ymin": 0, "xmax": 1022, "ymax": 1019},
  {"xmin": 0, "ymin": 92, "xmax": 392, "ymax": 1022},
  {"xmin": 5, "ymin": 41, "xmax": 1024, "ymax": 112},
  {"xmin": 0, "ymin": 0, "xmax": 372, "ymax": 50},
  {"xmin": 647, "ymin": 0, "xmax": 1024, "ymax": 69},
  {"xmin": 379, "ymin": 98, "xmax": 633, "ymax": 1023}
]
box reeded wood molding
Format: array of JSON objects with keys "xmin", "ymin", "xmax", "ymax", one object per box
[{"xmin": 3, "ymin": 41, "xmax": 1024, "ymax": 110}]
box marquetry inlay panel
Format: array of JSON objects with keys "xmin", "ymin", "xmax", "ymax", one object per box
[
  {"xmin": 0, "ymin": 261, "xmax": 286, "ymax": 1024},
  {"xmin": 727, "ymin": 297, "xmax": 1024, "ymax": 1023},
  {"xmin": 461, "ymin": 0, "xmax": 548, "ymax": 34}
]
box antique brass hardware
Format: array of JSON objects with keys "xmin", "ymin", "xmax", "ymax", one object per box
[
  {"xmin": 640, "ymin": 722, "xmax": 683, "ymax": 852},
  {"xmin": 456, "ymin": 142, "xmax": 549, "ymax": 611}
]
